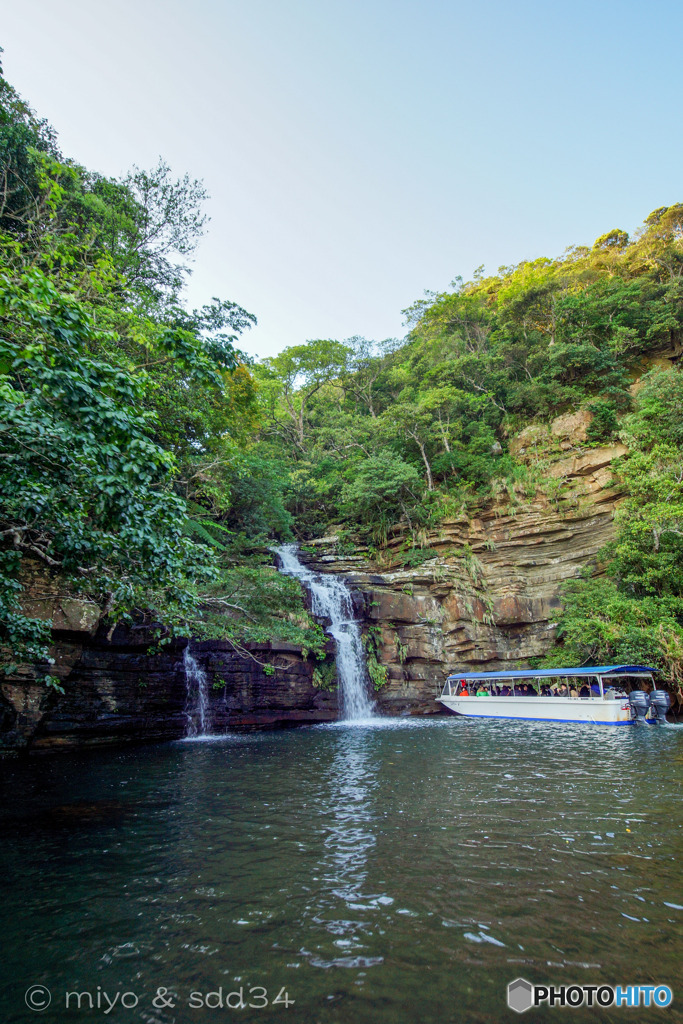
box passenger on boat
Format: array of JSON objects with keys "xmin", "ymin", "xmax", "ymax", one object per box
[
  {"xmin": 458, "ymin": 681, "xmax": 469, "ymax": 696},
  {"xmin": 557, "ymin": 683, "xmax": 569, "ymax": 697},
  {"xmin": 476, "ymin": 685, "xmax": 489, "ymax": 696},
  {"xmin": 579, "ymin": 684, "xmax": 590, "ymax": 698},
  {"xmin": 500, "ymin": 685, "xmax": 511, "ymax": 696},
  {"xmin": 569, "ymin": 686, "xmax": 578, "ymax": 698}
]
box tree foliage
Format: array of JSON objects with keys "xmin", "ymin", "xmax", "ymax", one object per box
[
  {"xmin": 254, "ymin": 209, "xmax": 683, "ymax": 689},
  {"xmin": 3, "ymin": 58, "xmax": 683, "ymax": 691},
  {"xmin": 258, "ymin": 203, "xmax": 683, "ymax": 551},
  {"xmin": 0, "ymin": 67, "xmax": 324, "ymax": 676}
]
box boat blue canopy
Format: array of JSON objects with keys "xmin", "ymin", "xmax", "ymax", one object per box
[{"xmin": 446, "ymin": 664, "xmax": 657, "ymax": 682}]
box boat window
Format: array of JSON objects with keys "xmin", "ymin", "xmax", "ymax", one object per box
[{"xmin": 443, "ymin": 672, "xmax": 654, "ymax": 700}]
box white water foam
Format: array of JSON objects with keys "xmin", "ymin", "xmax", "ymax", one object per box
[
  {"xmin": 183, "ymin": 645, "xmax": 212, "ymax": 737},
  {"xmin": 275, "ymin": 544, "xmax": 376, "ymax": 721}
]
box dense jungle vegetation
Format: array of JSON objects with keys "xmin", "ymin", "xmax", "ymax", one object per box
[
  {"xmin": 1, "ymin": 61, "xmax": 682, "ymax": 688},
  {"xmin": 0, "ymin": 60, "xmax": 325, "ymax": 675}
]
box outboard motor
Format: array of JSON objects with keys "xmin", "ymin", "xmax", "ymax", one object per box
[
  {"xmin": 628, "ymin": 689, "xmax": 651, "ymax": 726},
  {"xmin": 649, "ymin": 689, "xmax": 671, "ymax": 726}
]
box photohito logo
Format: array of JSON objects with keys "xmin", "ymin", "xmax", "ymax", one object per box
[{"xmin": 507, "ymin": 978, "xmax": 673, "ymax": 1013}]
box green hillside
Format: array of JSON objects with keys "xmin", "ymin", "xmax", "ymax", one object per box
[{"xmin": 1, "ymin": 62, "xmax": 682, "ymax": 695}]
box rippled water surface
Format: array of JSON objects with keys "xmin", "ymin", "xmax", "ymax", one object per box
[{"xmin": 1, "ymin": 719, "xmax": 682, "ymax": 1023}]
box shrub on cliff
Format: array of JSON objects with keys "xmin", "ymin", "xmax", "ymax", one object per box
[{"xmin": 547, "ymin": 368, "xmax": 683, "ymax": 700}]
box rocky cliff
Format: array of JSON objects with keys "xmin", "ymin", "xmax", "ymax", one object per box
[
  {"xmin": 1, "ymin": 574, "xmax": 338, "ymax": 754},
  {"xmin": 2, "ymin": 422, "xmax": 628, "ymax": 750},
  {"xmin": 301, "ymin": 439, "xmax": 627, "ymax": 716}
]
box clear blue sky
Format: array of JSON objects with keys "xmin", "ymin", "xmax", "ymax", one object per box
[{"xmin": 3, "ymin": 0, "xmax": 682, "ymax": 358}]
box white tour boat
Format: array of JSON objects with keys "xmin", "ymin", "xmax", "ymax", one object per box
[{"xmin": 437, "ymin": 665, "xmax": 670, "ymax": 726}]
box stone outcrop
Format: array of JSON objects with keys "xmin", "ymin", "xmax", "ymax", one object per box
[
  {"xmin": 550, "ymin": 409, "xmax": 593, "ymax": 446},
  {"xmin": 2, "ymin": 440, "xmax": 628, "ymax": 750},
  {"xmin": 1, "ymin": 614, "xmax": 338, "ymax": 754},
  {"xmin": 300, "ymin": 444, "xmax": 626, "ymax": 716}
]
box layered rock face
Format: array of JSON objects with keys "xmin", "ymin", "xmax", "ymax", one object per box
[
  {"xmin": 2, "ymin": 426, "xmax": 626, "ymax": 750},
  {"xmin": 301, "ymin": 442, "xmax": 626, "ymax": 716},
  {"xmin": 1, "ymin": 616, "xmax": 338, "ymax": 755}
]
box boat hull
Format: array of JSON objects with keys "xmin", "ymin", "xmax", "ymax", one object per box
[{"xmin": 438, "ymin": 695, "xmax": 632, "ymax": 725}]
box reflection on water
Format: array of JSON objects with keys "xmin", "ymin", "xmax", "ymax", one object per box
[
  {"xmin": 0, "ymin": 719, "xmax": 681, "ymax": 1024},
  {"xmin": 308, "ymin": 731, "xmax": 384, "ymax": 969}
]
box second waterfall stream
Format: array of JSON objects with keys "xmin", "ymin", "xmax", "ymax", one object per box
[{"xmin": 275, "ymin": 544, "xmax": 376, "ymax": 721}]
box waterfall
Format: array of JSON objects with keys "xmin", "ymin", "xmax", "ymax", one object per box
[
  {"xmin": 183, "ymin": 645, "xmax": 212, "ymax": 737},
  {"xmin": 275, "ymin": 544, "xmax": 376, "ymax": 721}
]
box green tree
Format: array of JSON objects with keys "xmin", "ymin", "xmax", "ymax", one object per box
[
  {"xmin": 262, "ymin": 339, "xmax": 351, "ymax": 444},
  {"xmin": 341, "ymin": 454, "xmax": 421, "ymax": 536},
  {"xmin": 0, "ymin": 66, "xmax": 324, "ymax": 679}
]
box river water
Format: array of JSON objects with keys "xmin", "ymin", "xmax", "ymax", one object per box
[{"xmin": 1, "ymin": 720, "xmax": 681, "ymax": 1024}]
